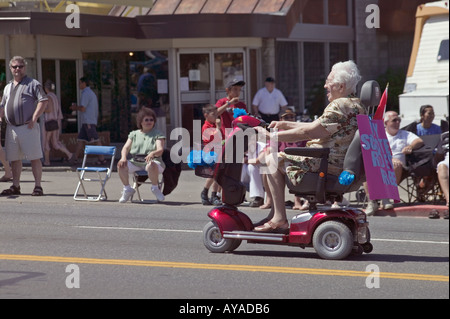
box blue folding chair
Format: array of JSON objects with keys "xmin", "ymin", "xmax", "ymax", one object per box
[{"xmin": 73, "ymin": 145, "xmax": 116, "ymax": 201}]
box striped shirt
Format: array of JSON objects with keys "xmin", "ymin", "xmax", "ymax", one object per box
[{"xmin": 0, "ymin": 76, "xmax": 48, "ymax": 126}]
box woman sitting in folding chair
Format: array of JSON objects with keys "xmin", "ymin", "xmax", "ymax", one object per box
[{"xmin": 117, "ymin": 107, "xmax": 165, "ymax": 203}]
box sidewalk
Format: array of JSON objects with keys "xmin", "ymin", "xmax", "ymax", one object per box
[{"xmin": 1, "ymin": 161, "xmax": 448, "ymax": 219}]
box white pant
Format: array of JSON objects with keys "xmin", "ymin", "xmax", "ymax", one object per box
[{"xmin": 241, "ymin": 163, "xmax": 264, "ymax": 198}]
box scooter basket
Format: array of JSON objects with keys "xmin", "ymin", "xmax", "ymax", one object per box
[{"xmin": 195, "ymin": 166, "xmax": 215, "ymax": 178}]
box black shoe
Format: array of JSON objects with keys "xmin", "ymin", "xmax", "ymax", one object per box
[{"xmin": 201, "ymin": 190, "xmax": 212, "ymax": 205}]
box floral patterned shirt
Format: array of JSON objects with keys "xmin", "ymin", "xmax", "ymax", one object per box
[{"xmin": 282, "ymin": 97, "xmax": 365, "ymax": 185}]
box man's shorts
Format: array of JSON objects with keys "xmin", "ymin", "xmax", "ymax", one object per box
[
  {"xmin": 77, "ymin": 124, "xmax": 99, "ymax": 143},
  {"xmin": 5, "ymin": 123, "xmax": 43, "ymax": 161}
]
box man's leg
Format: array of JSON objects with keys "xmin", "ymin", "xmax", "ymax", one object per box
[
  {"xmin": 30, "ymin": 158, "xmax": 42, "ymax": 188},
  {"xmin": 11, "ymin": 160, "xmax": 22, "ymax": 188}
]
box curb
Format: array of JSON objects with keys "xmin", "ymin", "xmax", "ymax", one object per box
[{"xmin": 370, "ymin": 205, "xmax": 449, "ymax": 218}]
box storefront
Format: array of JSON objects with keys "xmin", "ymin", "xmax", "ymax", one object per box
[
  {"xmin": 0, "ymin": 0, "xmax": 299, "ymax": 145},
  {"xmin": 1, "ymin": 0, "xmax": 423, "ymax": 149}
]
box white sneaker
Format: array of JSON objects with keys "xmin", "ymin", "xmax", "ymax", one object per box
[
  {"xmin": 365, "ymin": 200, "xmax": 378, "ymax": 216},
  {"xmin": 151, "ymin": 185, "xmax": 165, "ymax": 202},
  {"xmin": 381, "ymin": 198, "xmax": 394, "ymax": 210},
  {"xmin": 119, "ymin": 188, "xmax": 135, "ymax": 203}
]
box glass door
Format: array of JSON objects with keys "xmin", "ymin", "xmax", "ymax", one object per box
[
  {"xmin": 213, "ymin": 51, "xmax": 245, "ymax": 103},
  {"xmin": 178, "ymin": 49, "xmax": 246, "ymax": 145},
  {"xmin": 179, "ymin": 51, "xmax": 211, "ymax": 145}
]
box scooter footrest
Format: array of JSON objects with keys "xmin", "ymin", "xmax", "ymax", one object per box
[{"xmin": 223, "ymin": 231, "xmax": 286, "ymax": 242}]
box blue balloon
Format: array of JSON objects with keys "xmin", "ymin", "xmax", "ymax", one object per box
[
  {"xmin": 339, "ymin": 171, "xmax": 355, "ymax": 185},
  {"xmin": 233, "ymin": 108, "xmax": 248, "ymax": 119},
  {"xmin": 187, "ymin": 150, "xmax": 218, "ymax": 169},
  {"xmin": 187, "ymin": 150, "xmax": 202, "ymax": 169}
]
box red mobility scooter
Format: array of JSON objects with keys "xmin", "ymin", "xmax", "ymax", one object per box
[{"xmin": 202, "ymin": 81, "xmax": 380, "ymax": 260}]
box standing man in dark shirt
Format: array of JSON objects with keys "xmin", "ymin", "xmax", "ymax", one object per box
[{"xmin": 0, "ymin": 56, "xmax": 48, "ymax": 196}]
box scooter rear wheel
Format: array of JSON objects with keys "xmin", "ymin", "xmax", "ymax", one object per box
[{"xmin": 203, "ymin": 221, "xmax": 241, "ymax": 253}]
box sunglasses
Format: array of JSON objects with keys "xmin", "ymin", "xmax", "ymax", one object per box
[
  {"xmin": 391, "ymin": 118, "xmax": 401, "ymax": 123},
  {"xmin": 11, "ymin": 65, "xmax": 25, "ymax": 69}
]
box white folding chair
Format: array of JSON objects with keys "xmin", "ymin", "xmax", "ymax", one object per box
[{"xmin": 73, "ymin": 145, "xmax": 116, "ymax": 201}]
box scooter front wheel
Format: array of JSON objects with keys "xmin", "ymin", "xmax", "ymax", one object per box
[
  {"xmin": 312, "ymin": 221, "xmax": 353, "ymax": 260},
  {"xmin": 203, "ymin": 221, "xmax": 241, "ymax": 253}
]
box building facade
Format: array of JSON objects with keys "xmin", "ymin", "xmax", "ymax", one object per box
[{"xmin": 1, "ymin": 0, "xmax": 425, "ymax": 146}]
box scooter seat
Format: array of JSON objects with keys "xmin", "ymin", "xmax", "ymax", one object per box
[{"xmin": 286, "ymin": 172, "xmax": 363, "ymax": 197}]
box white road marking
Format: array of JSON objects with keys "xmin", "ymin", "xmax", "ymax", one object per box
[
  {"xmin": 74, "ymin": 226, "xmax": 449, "ymax": 244},
  {"xmin": 75, "ymin": 225, "xmax": 202, "ymax": 233},
  {"xmin": 371, "ymin": 238, "xmax": 449, "ymax": 245}
]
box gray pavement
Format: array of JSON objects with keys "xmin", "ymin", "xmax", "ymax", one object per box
[{"xmin": 0, "ymin": 162, "xmax": 448, "ymax": 218}]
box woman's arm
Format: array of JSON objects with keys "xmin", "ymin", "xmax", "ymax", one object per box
[
  {"xmin": 147, "ymin": 138, "xmax": 165, "ymax": 162},
  {"xmin": 260, "ymin": 120, "xmax": 330, "ymax": 143},
  {"xmin": 118, "ymin": 138, "xmax": 132, "ymax": 168}
]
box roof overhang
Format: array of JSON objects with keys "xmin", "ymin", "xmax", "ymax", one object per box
[
  {"xmin": 0, "ymin": 11, "xmax": 139, "ymax": 37},
  {"xmin": 136, "ymin": 12, "xmax": 297, "ymax": 39},
  {"xmin": 0, "ymin": 0, "xmax": 301, "ymax": 39}
]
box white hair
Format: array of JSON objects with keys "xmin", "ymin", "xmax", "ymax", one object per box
[
  {"xmin": 384, "ymin": 111, "xmax": 398, "ymax": 123},
  {"xmin": 330, "ymin": 60, "xmax": 361, "ymax": 95}
]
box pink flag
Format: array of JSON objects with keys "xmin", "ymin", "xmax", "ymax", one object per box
[{"xmin": 373, "ymin": 83, "xmax": 389, "ymax": 120}]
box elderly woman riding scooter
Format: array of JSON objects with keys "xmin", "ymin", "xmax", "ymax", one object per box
[{"xmin": 255, "ymin": 60, "xmax": 365, "ymax": 233}]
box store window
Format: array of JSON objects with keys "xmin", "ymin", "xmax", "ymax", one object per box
[
  {"xmin": 330, "ymin": 43, "xmax": 349, "ymax": 67},
  {"xmin": 179, "ymin": 53, "xmax": 210, "ymax": 91},
  {"xmin": 214, "ymin": 52, "xmax": 244, "ymax": 90},
  {"xmin": 42, "ymin": 59, "xmax": 79, "ymax": 134},
  {"xmin": 276, "ymin": 41, "xmax": 300, "ymax": 110},
  {"xmin": 60, "ymin": 60, "xmax": 78, "ymax": 130},
  {"xmin": 304, "ymin": 42, "xmax": 326, "ymax": 116},
  {"xmin": 83, "ymin": 51, "xmax": 169, "ymax": 142}
]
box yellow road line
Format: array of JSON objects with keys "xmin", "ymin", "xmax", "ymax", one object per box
[{"xmin": 0, "ymin": 254, "xmax": 447, "ymax": 282}]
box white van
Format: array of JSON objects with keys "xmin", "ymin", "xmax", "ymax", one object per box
[{"xmin": 399, "ymin": 1, "xmax": 449, "ymax": 126}]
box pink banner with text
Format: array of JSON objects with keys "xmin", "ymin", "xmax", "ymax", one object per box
[{"xmin": 357, "ymin": 115, "xmax": 400, "ymax": 202}]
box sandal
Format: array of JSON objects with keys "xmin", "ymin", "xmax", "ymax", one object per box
[
  {"xmin": 1, "ymin": 185, "xmax": 21, "ymax": 196},
  {"xmin": 0, "ymin": 176, "xmax": 13, "ymax": 183},
  {"xmin": 254, "ymin": 220, "xmax": 290, "ymax": 234},
  {"xmin": 31, "ymin": 186, "xmax": 44, "ymax": 196}
]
